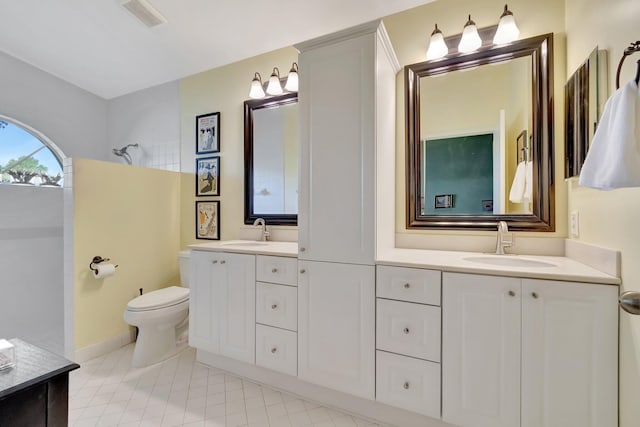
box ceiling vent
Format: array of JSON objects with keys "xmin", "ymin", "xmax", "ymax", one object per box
[{"xmin": 121, "ymin": 0, "xmax": 167, "ymax": 28}]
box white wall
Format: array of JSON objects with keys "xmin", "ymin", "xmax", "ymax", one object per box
[
  {"xmin": 0, "ymin": 50, "xmax": 108, "ymax": 160},
  {"xmin": 0, "ymin": 185, "xmax": 64, "ymax": 354},
  {"xmin": 564, "ymin": 1, "xmax": 640, "ymax": 426},
  {"xmin": 107, "ymin": 82, "xmax": 181, "ymax": 171}
]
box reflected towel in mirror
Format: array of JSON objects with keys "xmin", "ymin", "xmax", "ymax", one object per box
[
  {"xmin": 579, "ymin": 80, "xmax": 640, "ymax": 190},
  {"xmin": 509, "ymin": 161, "xmax": 526, "ymax": 202}
]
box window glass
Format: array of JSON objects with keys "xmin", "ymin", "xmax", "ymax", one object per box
[{"xmin": 0, "ymin": 120, "xmax": 63, "ymax": 186}]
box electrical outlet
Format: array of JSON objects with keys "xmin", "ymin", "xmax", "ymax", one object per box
[{"xmin": 570, "ymin": 211, "xmax": 580, "ymax": 237}]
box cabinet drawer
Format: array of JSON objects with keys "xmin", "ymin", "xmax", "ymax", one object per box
[
  {"xmin": 256, "ymin": 282, "xmax": 297, "ymax": 331},
  {"xmin": 256, "ymin": 256, "xmax": 298, "ymax": 286},
  {"xmin": 377, "ymin": 299, "xmax": 441, "ymax": 362},
  {"xmin": 376, "ymin": 350, "xmax": 440, "ymax": 418},
  {"xmin": 377, "ymin": 265, "xmax": 441, "ymax": 305},
  {"xmin": 255, "ymin": 324, "xmax": 297, "ymax": 376}
]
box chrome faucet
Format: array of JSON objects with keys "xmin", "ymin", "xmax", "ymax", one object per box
[
  {"xmin": 253, "ymin": 218, "xmax": 270, "ymax": 241},
  {"xmin": 495, "ymin": 221, "xmax": 512, "ymax": 255}
]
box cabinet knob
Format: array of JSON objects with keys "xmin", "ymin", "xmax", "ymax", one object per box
[
  {"xmin": 272, "ymin": 268, "xmax": 278, "ymax": 273},
  {"xmin": 300, "ymin": 247, "xmax": 306, "ymax": 252},
  {"xmin": 404, "ymin": 283, "xmax": 411, "ymax": 289},
  {"xmin": 403, "ymin": 327, "xmax": 410, "ymax": 335},
  {"xmin": 271, "ymin": 304, "xmax": 278, "ymax": 310},
  {"xmin": 211, "ymin": 260, "xmax": 218, "ymax": 264},
  {"xmin": 403, "ymin": 382, "xmax": 410, "ymax": 390},
  {"xmin": 271, "ymin": 347, "xmax": 277, "ymax": 354},
  {"xmin": 300, "ymin": 269, "xmax": 306, "ymax": 274},
  {"xmin": 220, "ymin": 260, "xmax": 226, "ymax": 264},
  {"xmin": 531, "ymin": 292, "xmax": 539, "ymax": 299},
  {"xmin": 508, "ymin": 290, "xmax": 515, "ymax": 297}
]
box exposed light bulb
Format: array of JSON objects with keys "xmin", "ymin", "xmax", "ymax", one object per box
[
  {"xmin": 249, "ymin": 72, "xmax": 265, "ymax": 99},
  {"xmin": 426, "ymin": 24, "xmax": 449, "ymax": 60},
  {"xmin": 458, "ymin": 14, "xmax": 482, "ymax": 53},
  {"xmin": 285, "ymin": 62, "xmax": 299, "ymax": 92},
  {"xmin": 266, "ymin": 67, "xmax": 283, "ymax": 95},
  {"xmin": 493, "ymin": 4, "xmax": 520, "ymax": 45}
]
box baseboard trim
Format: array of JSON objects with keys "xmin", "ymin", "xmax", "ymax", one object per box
[
  {"xmin": 74, "ymin": 330, "xmax": 136, "ymax": 363},
  {"xmin": 196, "ymin": 349, "xmax": 454, "ymax": 427}
]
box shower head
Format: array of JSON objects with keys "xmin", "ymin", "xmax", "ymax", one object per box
[{"xmin": 112, "ymin": 143, "xmax": 139, "ymax": 165}]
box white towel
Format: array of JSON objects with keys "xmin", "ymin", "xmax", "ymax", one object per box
[
  {"xmin": 523, "ymin": 160, "xmax": 533, "ymax": 202},
  {"xmin": 579, "ymin": 80, "xmax": 640, "ymax": 190},
  {"xmin": 509, "ymin": 161, "xmax": 526, "ymax": 202}
]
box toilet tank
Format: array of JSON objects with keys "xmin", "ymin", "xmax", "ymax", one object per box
[{"xmin": 178, "ymin": 250, "xmax": 191, "ymax": 288}]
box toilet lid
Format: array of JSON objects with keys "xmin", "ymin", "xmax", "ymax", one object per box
[{"xmin": 127, "ymin": 286, "xmax": 189, "ymax": 311}]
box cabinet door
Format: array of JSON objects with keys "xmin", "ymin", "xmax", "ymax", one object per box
[
  {"xmin": 298, "ymin": 260, "xmax": 375, "ymax": 399},
  {"xmin": 442, "ymin": 273, "xmax": 521, "ymax": 427},
  {"xmin": 521, "ymin": 280, "xmax": 618, "ymax": 427},
  {"xmin": 189, "ymin": 250, "xmax": 219, "ymax": 353},
  {"xmin": 217, "ymin": 253, "xmax": 256, "ymax": 364},
  {"xmin": 298, "ymin": 33, "xmax": 375, "ymax": 265}
]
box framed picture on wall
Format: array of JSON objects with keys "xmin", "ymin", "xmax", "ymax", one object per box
[
  {"xmin": 196, "ymin": 156, "xmax": 220, "ymax": 196},
  {"xmin": 195, "ymin": 200, "xmax": 220, "ymax": 240},
  {"xmin": 196, "ymin": 112, "xmax": 220, "ymax": 154}
]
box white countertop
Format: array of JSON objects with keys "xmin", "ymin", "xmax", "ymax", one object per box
[
  {"xmin": 189, "ymin": 241, "xmax": 620, "ymax": 285},
  {"xmin": 377, "ymin": 248, "xmax": 620, "ymax": 285},
  {"xmin": 189, "ymin": 240, "xmax": 298, "ymax": 257}
]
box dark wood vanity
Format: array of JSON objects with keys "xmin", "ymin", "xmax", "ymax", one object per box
[{"xmin": 0, "ymin": 339, "xmax": 79, "ymax": 427}]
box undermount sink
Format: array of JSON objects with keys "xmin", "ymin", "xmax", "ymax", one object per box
[
  {"xmin": 463, "ymin": 255, "xmax": 557, "ymax": 268},
  {"xmin": 220, "ymin": 240, "xmax": 269, "ymax": 247}
]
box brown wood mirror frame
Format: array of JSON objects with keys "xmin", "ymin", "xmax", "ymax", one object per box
[
  {"xmin": 406, "ymin": 31, "xmax": 555, "ymax": 231},
  {"xmin": 244, "ymin": 92, "xmax": 298, "ymax": 226}
]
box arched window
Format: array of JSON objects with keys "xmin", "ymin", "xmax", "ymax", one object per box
[{"xmin": 0, "ymin": 119, "xmax": 64, "ymax": 186}]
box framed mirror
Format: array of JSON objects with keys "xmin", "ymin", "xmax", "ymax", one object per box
[
  {"xmin": 406, "ymin": 31, "xmax": 554, "ymax": 231},
  {"xmin": 244, "ymin": 92, "xmax": 298, "ymax": 225}
]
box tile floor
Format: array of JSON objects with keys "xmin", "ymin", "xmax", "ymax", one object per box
[{"xmin": 69, "ymin": 344, "xmax": 387, "ymax": 427}]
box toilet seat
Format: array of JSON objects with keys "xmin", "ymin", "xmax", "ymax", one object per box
[{"xmin": 127, "ymin": 286, "xmax": 189, "ymax": 312}]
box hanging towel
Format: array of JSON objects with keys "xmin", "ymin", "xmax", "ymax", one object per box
[
  {"xmin": 579, "ymin": 80, "xmax": 640, "ymax": 190},
  {"xmin": 523, "ymin": 160, "xmax": 533, "ymax": 202},
  {"xmin": 509, "ymin": 161, "xmax": 526, "ymax": 202}
]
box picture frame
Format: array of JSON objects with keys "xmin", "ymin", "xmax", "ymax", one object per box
[
  {"xmin": 196, "ymin": 112, "xmax": 220, "ymax": 154},
  {"xmin": 195, "ymin": 201, "xmax": 220, "ymax": 240},
  {"xmin": 196, "ymin": 156, "xmax": 220, "ymax": 196}
]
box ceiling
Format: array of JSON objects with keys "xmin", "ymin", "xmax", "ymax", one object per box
[{"xmin": 0, "ymin": 0, "xmax": 435, "ymax": 99}]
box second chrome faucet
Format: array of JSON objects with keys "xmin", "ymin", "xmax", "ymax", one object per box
[
  {"xmin": 253, "ymin": 218, "xmax": 270, "ymax": 241},
  {"xmin": 495, "ymin": 221, "xmax": 513, "ymax": 255}
]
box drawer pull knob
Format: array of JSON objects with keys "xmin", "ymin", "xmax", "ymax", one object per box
[
  {"xmin": 272, "ymin": 268, "xmax": 278, "ymax": 273},
  {"xmin": 300, "ymin": 247, "xmax": 306, "ymax": 252},
  {"xmin": 271, "ymin": 347, "xmax": 277, "ymax": 354},
  {"xmin": 508, "ymin": 290, "xmax": 515, "ymax": 297},
  {"xmin": 300, "ymin": 269, "xmax": 306, "ymax": 274},
  {"xmin": 403, "ymin": 327, "xmax": 410, "ymax": 334},
  {"xmin": 220, "ymin": 260, "xmax": 226, "ymax": 264},
  {"xmin": 271, "ymin": 304, "xmax": 278, "ymax": 310},
  {"xmin": 403, "ymin": 382, "xmax": 410, "ymax": 390},
  {"xmin": 211, "ymin": 260, "xmax": 218, "ymax": 264},
  {"xmin": 532, "ymin": 292, "xmax": 539, "ymax": 299},
  {"xmin": 404, "ymin": 283, "xmax": 411, "ymax": 289}
]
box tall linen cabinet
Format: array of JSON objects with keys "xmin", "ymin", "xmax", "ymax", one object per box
[{"xmin": 295, "ymin": 21, "xmax": 399, "ymax": 399}]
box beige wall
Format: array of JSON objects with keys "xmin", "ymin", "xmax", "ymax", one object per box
[
  {"xmin": 179, "ymin": 47, "xmax": 298, "ymax": 249},
  {"xmin": 564, "ymin": 0, "xmax": 640, "ymax": 425},
  {"xmin": 73, "ymin": 159, "xmax": 181, "ymax": 349},
  {"xmin": 383, "ymin": 0, "xmax": 567, "ymax": 245}
]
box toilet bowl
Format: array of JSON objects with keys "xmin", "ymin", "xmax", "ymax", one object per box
[{"xmin": 124, "ymin": 251, "xmax": 190, "ymax": 367}]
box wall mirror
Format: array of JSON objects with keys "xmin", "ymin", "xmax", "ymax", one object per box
[
  {"xmin": 244, "ymin": 92, "xmax": 298, "ymax": 225},
  {"xmin": 406, "ymin": 31, "xmax": 554, "ymax": 231}
]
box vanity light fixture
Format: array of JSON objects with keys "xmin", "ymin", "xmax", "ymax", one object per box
[
  {"xmin": 249, "ymin": 72, "xmax": 265, "ymax": 99},
  {"xmin": 266, "ymin": 67, "xmax": 284, "ymax": 95},
  {"xmin": 458, "ymin": 14, "xmax": 482, "ymax": 53},
  {"xmin": 426, "ymin": 24, "xmax": 449, "ymax": 60},
  {"xmin": 493, "ymin": 4, "xmax": 520, "ymax": 45},
  {"xmin": 284, "ymin": 62, "xmax": 299, "ymax": 92}
]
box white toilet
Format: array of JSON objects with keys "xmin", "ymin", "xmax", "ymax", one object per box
[{"xmin": 124, "ymin": 250, "xmax": 190, "ymax": 368}]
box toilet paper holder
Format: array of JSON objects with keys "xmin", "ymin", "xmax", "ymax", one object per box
[{"xmin": 89, "ymin": 256, "xmax": 119, "ymax": 273}]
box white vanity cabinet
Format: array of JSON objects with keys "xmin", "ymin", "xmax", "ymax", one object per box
[
  {"xmin": 189, "ymin": 250, "xmax": 255, "ymax": 364},
  {"xmin": 298, "ymin": 260, "xmax": 375, "ymax": 399},
  {"xmin": 442, "ymin": 272, "xmax": 618, "ymax": 427}
]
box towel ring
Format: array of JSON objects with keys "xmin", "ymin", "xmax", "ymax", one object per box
[{"xmin": 615, "ymin": 40, "xmax": 640, "ymax": 89}]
